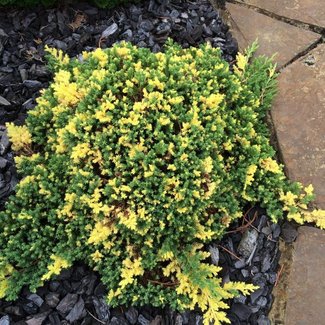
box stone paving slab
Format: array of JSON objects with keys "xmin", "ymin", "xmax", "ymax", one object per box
[
  {"xmin": 285, "ymin": 226, "xmax": 325, "ymax": 325},
  {"xmin": 271, "ymin": 44, "xmax": 325, "ymax": 208},
  {"xmin": 237, "ymin": 0, "xmax": 325, "ymax": 28},
  {"xmin": 226, "ymin": 3, "xmax": 321, "ymax": 68}
]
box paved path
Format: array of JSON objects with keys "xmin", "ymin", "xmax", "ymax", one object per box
[{"xmin": 212, "ymin": 1, "xmax": 325, "ymax": 324}]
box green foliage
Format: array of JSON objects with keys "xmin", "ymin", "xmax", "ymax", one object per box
[
  {"xmin": 1, "ymin": 41, "xmax": 324, "ymax": 324},
  {"xmin": 0, "ymin": 0, "xmax": 140, "ymax": 8}
]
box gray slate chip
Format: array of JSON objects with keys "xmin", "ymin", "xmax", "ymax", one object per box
[
  {"xmin": 125, "ymin": 307, "xmax": 138, "ymax": 324},
  {"xmin": 0, "ymin": 316, "xmax": 10, "ymax": 325},
  {"xmin": 0, "ymin": 96, "xmax": 10, "ymax": 106},
  {"xmin": 56, "ymin": 293, "xmax": 78, "ymax": 315},
  {"xmin": 26, "ymin": 311, "xmax": 50, "ymax": 325},
  {"xmin": 92, "ymin": 296, "xmax": 110, "ymax": 322},
  {"xmin": 65, "ymin": 297, "xmax": 86, "ymax": 323}
]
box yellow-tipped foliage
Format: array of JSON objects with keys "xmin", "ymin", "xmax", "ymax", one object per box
[{"xmin": 0, "ymin": 41, "xmax": 324, "ymax": 323}]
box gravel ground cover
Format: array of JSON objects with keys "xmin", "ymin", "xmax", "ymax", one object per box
[{"xmin": 0, "ymin": 1, "xmax": 283, "ymax": 324}]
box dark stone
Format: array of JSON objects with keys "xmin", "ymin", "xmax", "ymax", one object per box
[
  {"xmin": 241, "ymin": 269, "xmax": 249, "ymax": 278},
  {"xmin": 175, "ymin": 313, "xmax": 183, "ymax": 325},
  {"xmin": 0, "ymin": 28, "xmax": 8, "ymax": 57},
  {"xmin": 56, "ymin": 293, "xmax": 78, "ymax": 315},
  {"xmin": 257, "ymin": 315, "xmax": 271, "ymax": 325},
  {"xmin": 208, "ymin": 245, "xmax": 219, "ymax": 265},
  {"xmin": 109, "ymin": 316, "xmax": 129, "ymax": 325},
  {"xmin": 271, "ymin": 223, "xmax": 281, "ymax": 239},
  {"xmin": 170, "ymin": 9, "xmax": 180, "ymax": 18},
  {"xmin": 92, "ymin": 296, "xmax": 110, "ymax": 322},
  {"xmin": 180, "ymin": 310, "xmax": 190, "ymax": 324},
  {"xmin": 84, "ymin": 7, "xmax": 98, "ymax": 15},
  {"xmin": 234, "ymin": 294, "xmax": 247, "ymax": 304},
  {"xmin": 71, "ymin": 265, "xmax": 87, "ymax": 281},
  {"xmin": 71, "ymin": 281, "xmax": 80, "ymax": 291},
  {"xmin": 29, "ymin": 65, "xmax": 49, "ymax": 78},
  {"xmin": 139, "ymin": 20, "xmax": 154, "ymax": 32},
  {"xmin": 27, "ymin": 294, "xmax": 44, "ymax": 308},
  {"xmin": 0, "ymin": 132, "xmax": 10, "ymax": 155},
  {"xmin": 22, "ymin": 13, "xmax": 37, "ymax": 29},
  {"xmin": 19, "ymin": 69, "xmax": 28, "ymax": 82},
  {"xmin": 231, "ymin": 303, "xmax": 252, "ymax": 321},
  {"xmin": 155, "ymin": 22, "xmax": 171, "ymax": 35},
  {"xmin": 52, "ymin": 40, "xmax": 67, "ymax": 51},
  {"xmin": 22, "ymin": 300, "xmax": 38, "ymax": 315},
  {"xmin": 138, "ymin": 314, "xmax": 150, "ymax": 325},
  {"xmin": 225, "ymin": 38, "xmax": 238, "ymax": 56},
  {"xmin": 0, "ymin": 173, "xmax": 6, "ymax": 189},
  {"xmin": 65, "ymin": 297, "xmax": 86, "ymax": 323},
  {"xmin": 203, "ymin": 25, "xmax": 213, "ymax": 36},
  {"xmin": 0, "ymin": 316, "xmax": 10, "ymax": 325},
  {"xmin": 237, "ymin": 228, "xmax": 258, "ymax": 258},
  {"xmin": 261, "ymin": 254, "xmax": 271, "ymax": 272},
  {"xmin": 62, "ymin": 280, "xmax": 72, "ymax": 292},
  {"xmin": 256, "ymin": 296, "xmax": 268, "ymax": 308},
  {"xmin": 261, "ymin": 226, "xmax": 272, "ymax": 236},
  {"xmin": 121, "ymin": 29, "xmax": 133, "ymax": 41},
  {"xmin": 0, "ymin": 157, "xmax": 8, "ymax": 169},
  {"xmin": 23, "ymin": 80, "xmax": 42, "ymax": 89},
  {"xmin": 25, "ymin": 311, "xmax": 50, "ymax": 325},
  {"xmin": 48, "ymin": 312, "xmax": 61, "ymax": 325},
  {"xmin": 210, "ymin": 21, "xmax": 221, "ymax": 34},
  {"xmin": 253, "ymin": 273, "xmax": 268, "ymax": 288},
  {"xmin": 258, "ymin": 215, "xmax": 268, "ymax": 229},
  {"xmin": 268, "ymin": 272, "xmax": 277, "ymax": 284},
  {"xmin": 49, "ymin": 281, "xmax": 60, "ymax": 292},
  {"xmin": 234, "ymin": 259, "xmax": 245, "ymax": 269},
  {"xmin": 94, "ymin": 282, "xmax": 106, "ymax": 296},
  {"xmin": 195, "ymin": 315, "xmax": 203, "ymax": 325},
  {"xmin": 22, "ymin": 98, "xmax": 35, "ymax": 110},
  {"xmin": 125, "ymin": 307, "xmax": 137, "ymax": 324},
  {"xmin": 14, "ymin": 321, "xmax": 28, "ymax": 325},
  {"xmin": 150, "ymin": 315, "xmax": 163, "ymax": 325},
  {"xmin": 0, "ymin": 96, "xmax": 11, "ymax": 106},
  {"xmin": 0, "ymin": 66, "xmax": 13, "ymax": 73},
  {"xmin": 55, "ymin": 269, "xmax": 72, "ymax": 281},
  {"xmin": 39, "ymin": 22, "xmax": 56, "ymax": 36},
  {"xmin": 226, "ymin": 313, "xmax": 240, "ymax": 325},
  {"xmin": 56, "ymin": 11, "xmax": 69, "ymax": 34},
  {"xmin": 4, "ymin": 305, "xmax": 24, "ymax": 317},
  {"xmin": 250, "ymin": 288, "xmax": 264, "ymax": 304},
  {"xmin": 77, "ymin": 274, "xmax": 97, "ymax": 295},
  {"xmin": 45, "ymin": 292, "xmax": 60, "ymax": 308},
  {"xmin": 281, "ymin": 222, "xmax": 298, "ymax": 243},
  {"xmin": 101, "ymin": 23, "xmax": 118, "ymax": 38}
]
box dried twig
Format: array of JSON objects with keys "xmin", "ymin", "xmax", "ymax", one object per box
[
  {"xmin": 86, "ymin": 309, "xmax": 106, "ymax": 324},
  {"xmin": 147, "ymin": 279, "xmax": 179, "ymax": 287},
  {"xmin": 218, "ymin": 244, "xmax": 242, "ymax": 261},
  {"xmin": 274, "ymin": 264, "xmax": 284, "ymax": 287},
  {"xmin": 226, "ymin": 209, "xmax": 257, "ymax": 234}
]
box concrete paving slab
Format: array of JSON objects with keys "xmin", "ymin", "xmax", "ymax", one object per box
[
  {"xmin": 226, "ymin": 3, "xmax": 321, "ymax": 68},
  {"xmin": 238, "ymin": 0, "xmax": 325, "ymax": 28},
  {"xmin": 271, "ymin": 44, "xmax": 325, "ymax": 208},
  {"xmin": 285, "ymin": 226, "xmax": 325, "ymax": 325}
]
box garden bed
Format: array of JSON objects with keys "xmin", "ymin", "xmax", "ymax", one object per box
[
  {"xmin": 0, "ymin": 1, "xmax": 286, "ymax": 324},
  {"xmin": 0, "ymin": 210, "xmax": 283, "ymax": 325}
]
